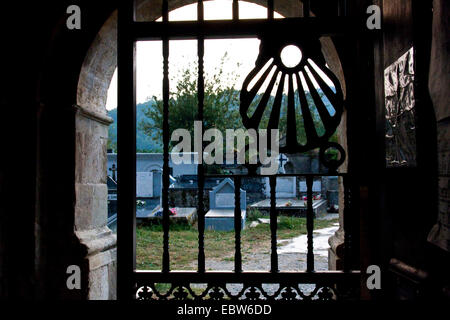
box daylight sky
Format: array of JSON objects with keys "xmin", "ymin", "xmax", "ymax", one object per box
[
  {"xmin": 105, "ymin": 0, "xmax": 331, "ymax": 110},
  {"xmin": 106, "ymin": 1, "xmax": 283, "ymax": 110}
]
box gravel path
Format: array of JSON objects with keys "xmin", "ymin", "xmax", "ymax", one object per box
[{"xmin": 190, "ymin": 222, "xmax": 338, "ymax": 297}]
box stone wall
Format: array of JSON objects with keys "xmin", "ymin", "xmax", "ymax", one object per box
[{"xmin": 74, "ymin": 105, "xmax": 117, "ymax": 300}]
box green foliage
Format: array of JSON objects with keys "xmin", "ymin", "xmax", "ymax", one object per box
[
  {"xmin": 247, "ymin": 208, "xmax": 264, "ymax": 222},
  {"xmin": 107, "ymin": 129, "xmax": 117, "ymax": 152},
  {"xmin": 138, "ymin": 52, "xmax": 339, "ymax": 154},
  {"xmin": 139, "ymin": 54, "xmax": 242, "ymax": 151}
]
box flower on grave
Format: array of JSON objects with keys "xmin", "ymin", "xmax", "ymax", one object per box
[
  {"xmin": 136, "ymin": 200, "xmax": 146, "ymax": 208},
  {"xmin": 169, "ymin": 208, "xmax": 177, "ymax": 216},
  {"xmin": 285, "ymin": 201, "xmax": 292, "ymax": 207}
]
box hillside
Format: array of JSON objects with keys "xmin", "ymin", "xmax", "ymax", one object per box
[{"xmin": 107, "ymin": 101, "xmax": 162, "ymax": 153}]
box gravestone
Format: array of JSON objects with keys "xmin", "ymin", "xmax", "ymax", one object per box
[
  {"xmin": 324, "ymin": 176, "xmax": 339, "ymax": 207},
  {"xmin": 265, "ymin": 177, "xmax": 297, "ymax": 198},
  {"xmin": 136, "ymin": 172, "xmax": 153, "ymax": 197},
  {"xmin": 205, "ymin": 178, "xmax": 246, "ymax": 231},
  {"xmin": 299, "ymin": 180, "xmax": 322, "ymax": 193}
]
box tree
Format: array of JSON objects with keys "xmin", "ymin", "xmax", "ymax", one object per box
[
  {"xmin": 140, "ymin": 54, "xmax": 241, "ymax": 151},
  {"xmin": 140, "ymin": 53, "xmax": 338, "ymax": 158}
]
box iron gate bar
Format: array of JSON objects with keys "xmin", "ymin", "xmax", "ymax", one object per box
[
  {"xmin": 338, "ymin": 0, "xmax": 348, "ymax": 17},
  {"xmin": 197, "ymin": 0, "xmax": 204, "ymax": 21},
  {"xmin": 130, "ymin": 17, "xmax": 359, "ymax": 40},
  {"xmin": 267, "ymin": 0, "xmax": 274, "ymax": 20},
  {"xmin": 197, "ymin": 0, "xmax": 206, "ymax": 273},
  {"xmin": 343, "ymin": 175, "xmax": 352, "ymax": 272},
  {"xmin": 233, "ymin": 176, "xmax": 242, "ymax": 273},
  {"xmin": 134, "ymin": 270, "xmax": 361, "ymax": 283},
  {"xmin": 161, "ymin": 0, "xmax": 170, "ymax": 273},
  {"xmin": 306, "ymin": 176, "xmax": 315, "ymax": 272},
  {"xmin": 269, "ymin": 176, "xmax": 278, "ymax": 273},
  {"xmin": 303, "ymin": 0, "xmax": 310, "ymax": 18},
  {"xmin": 232, "ymin": 0, "xmax": 239, "ymax": 21},
  {"xmin": 117, "ymin": 0, "xmax": 136, "ymax": 300},
  {"xmin": 162, "ymin": 0, "xmax": 169, "ymax": 21},
  {"xmin": 117, "ymin": 0, "xmax": 360, "ymax": 300}
]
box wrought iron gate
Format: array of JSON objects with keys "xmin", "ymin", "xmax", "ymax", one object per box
[{"xmin": 117, "ymin": 0, "xmax": 360, "ymax": 301}]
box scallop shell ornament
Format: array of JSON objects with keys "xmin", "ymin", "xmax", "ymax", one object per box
[{"xmin": 240, "ymin": 37, "xmax": 345, "ymax": 170}]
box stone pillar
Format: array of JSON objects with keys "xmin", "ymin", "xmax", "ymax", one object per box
[{"xmin": 74, "ymin": 105, "xmax": 117, "ymax": 299}]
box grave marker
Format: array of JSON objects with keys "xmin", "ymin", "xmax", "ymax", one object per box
[
  {"xmin": 206, "ymin": 178, "xmax": 246, "ymax": 231},
  {"xmin": 136, "ymin": 172, "xmax": 153, "ymax": 197}
]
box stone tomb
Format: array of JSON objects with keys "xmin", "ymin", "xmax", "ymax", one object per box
[
  {"xmin": 205, "ymin": 178, "xmax": 246, "ymax": 231},
  {"xmin": 265, "ymin": 176, "xmax": 297, "ymax": 198},
  {"xmin": 250, "ymin": 198, "xmax": 327, "ymax": 218},
  {"xmin": 251, "ymin": 177, "xmax": 327, "ymax": 218},
  {"xmin": 137, "ymin": 205, "xmax": 198, "ymax": 225},
  {"xmin": 136, "ymin": 171, "xmax": 153, "ymax": 197}
]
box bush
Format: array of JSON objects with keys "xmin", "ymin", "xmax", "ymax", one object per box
[{"xmin": 246, "ymin": 208, "xmax": 265, "ymax": 221}]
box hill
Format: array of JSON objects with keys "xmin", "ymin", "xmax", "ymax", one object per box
[{"xmin": 107, "ymin": 101, "xmax": 162, "ymax": 153}]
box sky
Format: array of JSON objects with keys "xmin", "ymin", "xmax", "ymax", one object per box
[
  {"xmin": 105, "ymin": 0, "xmax": 332, "ymax": 110},
  {"xmin": 106, "ymin": 1, "xmax": 283, "ymax": 110}
]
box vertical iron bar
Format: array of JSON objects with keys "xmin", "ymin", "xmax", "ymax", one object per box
[
  {"xmin": 268, "ymin": 0, "xmax": 274, "ymax": 20},
  {"xmin": 161, "ymin": 0, "xmax": 170, "ymax": 273},
  {"xmin": 306, "ymin": 176, "xmax": 314, "ymax": 272},
  {"xmin": 197, "ymin": 0, "xmax": 205, "ymax": 273},
  {"xmin": 117, "ymin": 0, "xmax": 136, "ymax": 300},
  {"xmin": 162, "ymin": 0, "xmax": 169, "ymax": 21},
  {"xmin": 198, "ymin": 0, "xmax": 204, "ymax": 21},
  {"xmin": 234, "ymin": 177, "xmax": 242, "ymax": 273},
  {"xmin": 338, "ymin": 0, "xmax": 347, "ymax": 17},
  {"xmin": 343, "ymin": 175, "xmax": 352, "ymax": 272},
  {"xmin": 269, "ymin": 176, "xmax": 278, "ymax": 273},
  {"xmin": 303, "ymin": 0, "xmax": 310, "ymax": 18},
  {"xmin": 232, "ymin": 0, "xmax": 239, "ymax": 21}
]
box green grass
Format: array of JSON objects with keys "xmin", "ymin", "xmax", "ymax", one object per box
[{"xmin": 136, "ymin": 216, "xmax": 338, "ymax": 270}]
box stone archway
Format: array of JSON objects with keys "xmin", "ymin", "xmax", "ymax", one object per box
[{"xmin": 75, "ymin": 0, "xmax": 349, "ymax": 299}]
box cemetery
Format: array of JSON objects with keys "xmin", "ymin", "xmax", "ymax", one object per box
[
  {"xmin": 123, "ymin": 152, "xmax": 341, "ymax": 271},
  {"xmin": 136, "ymin": 210, "xmax": 339, "ymax": 271},
  {"xmin": 7, "ymin": 0, "xmax": 447, "ymax": 301},
  {"xmin": 107, "ymin": 151, "xmax": 340, "ymax": 230}
]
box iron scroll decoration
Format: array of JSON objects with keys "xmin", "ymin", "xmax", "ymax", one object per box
[{"xmin": 240, "ymin": 37, "xmax": 346, "ymax": 172}]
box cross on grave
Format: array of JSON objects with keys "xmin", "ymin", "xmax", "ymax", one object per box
[
  {"xmin": 109, "ymin": 163, "xmax": 117, "ymax": 182},
  {"xmin": 278, "ymin": 154, "xmax": 288, "ymax": 173}
]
